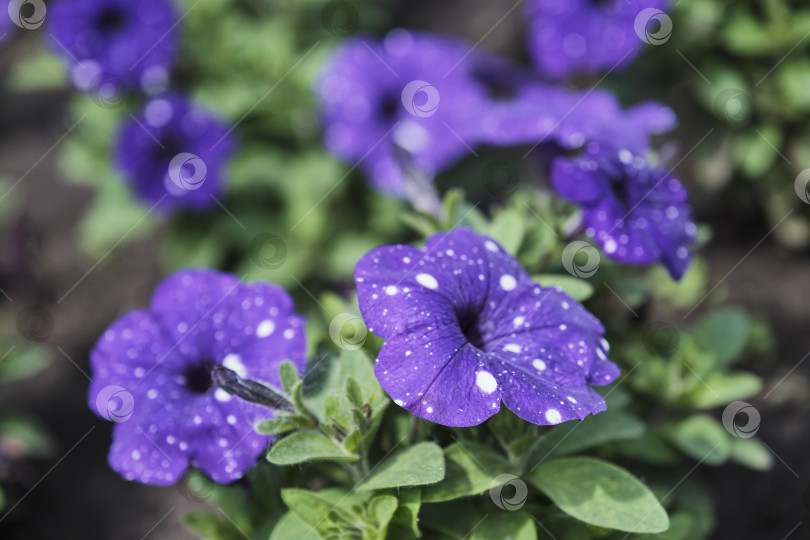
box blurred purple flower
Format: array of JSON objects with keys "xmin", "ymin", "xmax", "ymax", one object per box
[
  {"xmin": 476, "ymin": 83, "xmax": 676, "ymax": 155},
  {"xmin": 525, "ymin": 0, "xmax": 670, "ymax": 80},
  {"xmin": 552, "ymin": 143, "xmax": 696, "ymax": 279},
  {"xmin": 115, "ymin": 94, "xmax": 235, "ymax": 213},
  {"xmin": 355, "ymin": 228, "xmax": 618, "ymax": 428},
  {"xmin": 89, "ymin": 269, "xmax": 307, "ymax": 485},
  {"xmin": 316, "ymin": 29, "xmax": 494, "ymax": 197},
  {"xmin": 48, "ymin": 0, "xmax": 178, "ymax": 90}
]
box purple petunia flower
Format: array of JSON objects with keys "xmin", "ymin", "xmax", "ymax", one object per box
[
  {"xmin": 115, "ymin": 93, "xmax": 235, "ymax": 213},
  {"xmin": 48, "ymin": 0, "xmax": 178, "ymax": 90},
  {"xmin": 551, "ymin": 143, "xmax": 697, "ymax": 279},
  {"xmin": 316, "ymin": 30, "xmax": 494, "ymax": 197},
  {"xmin": 355, "ymin": 228, "xmax": 619, "ymax": 428},
  {"xmin": 525, "ymin": 0, "xmax": 670, "ymax": 80},
  {"xmin": 476, "ymin": 84, "xmax": 676, "ymax": 155},
  {"xmin": 89, "ymin": 269, "xmax": 307, "ymax": 485}
]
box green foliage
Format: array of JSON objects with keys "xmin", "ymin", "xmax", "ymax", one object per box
[
  {"xmin": 357, "ymin": 442, "xmax": 445, "ymax": 491},
  {"xmin": 12, "ymin": 0, "xmax": 779, "ymax": 537},
  {"xmin": 531, "ymin": 457, "xmax": 669, "ymax": 533}
]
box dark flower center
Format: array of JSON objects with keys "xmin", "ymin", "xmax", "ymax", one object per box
[
  {"xmin": 183, "ymin": 361, "xmax": 215, "ymax": 394},
  {"xmin": 607, "ymin": 171, "xmax": 632, "ymax": 208},
  {"xmin": 457, "ymin": 308, "xmax": 486, "ymax": 350},
  {"xmin": 96, "ymin": 7, "xmax": 128, "ymax": 34},
  {"xmin": 378, "ymin": 92, "xmax": 400, "ymax": 121}
]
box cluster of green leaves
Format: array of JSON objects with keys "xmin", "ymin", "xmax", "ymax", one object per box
[
  {"xmin": 2, "ymin": 0, "xmax": 780, "ymax": 537},
  {"xmin": 177, "ymin": 190, "xmax": 769, "ymax": 540},
  {"xmin": 624, "ymin": 0, "xmax": 810, "ymax": 247}
]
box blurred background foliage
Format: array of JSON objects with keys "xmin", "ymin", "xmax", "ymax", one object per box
[{"xmin": 0, "ymin": 0, "xmax": 807, "ymax": 538}]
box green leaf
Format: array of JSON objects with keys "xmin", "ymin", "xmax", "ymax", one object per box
[
  {"xmin": 7, "ymin": 49, "xmax": 67, "ymax": 91},
  {"xmin": 368, "ymin": 495, "xmax": 398, "ymax": 531},
  {"xmin": 526, "ymin": 412, "xmax": 645, "ymax": 465},
  {"xmin": 183, "ymin": 512, "xmax": 234, "ymax": 539},
  {"xmin": 730, "ymin": 437, "xmax": 773, "ymax": 471},
  {"xmin": 488, "ymin": 208, "xmax": 526, "ymax": 254},
  {"xmin": 680, "ymin": 372, "xmax": 762, "ymax": 408},
  {"xmin": 692, "ymin": 308, "xmax": 749, "ymax": 369},
  {"xmin": 357, "ymin": 442, "xmax": 445, "ymax": 492},
  {"xmin": 470, "ymin": 510, "xmax": 537, "ymax": 540},
  {"xmin": 530, "ymin": 457, "xmax": 669, "ymax": 533},
  {"xmin": 419, "ymin": 500, "xmax": 491, "ymax": 538},
  {"xmin": 270, "ymin": 511, "xmax": 323, "ymax": 540},
  {"xmin": 422, "ymin": 441, "xmax": 511, "ymax": 503},
  {"xmin": 255, "ymin": 416, "xmax": 308, "ymax": 435},
  {"xmin": 633, "ymin": 513, "xmax": 697, "ymax": 540},
  {"xmin": 345, "ymin": 377, "xmax": 363, "ymax": 408},
  {"xmin": 0, "ymin": 417, "xmax": 53, "ymax": 457},
  {"xmin": 280, "ymin": 488, "xmax": 355, "ymax": 537},
  {"xmin": 661, "ymin": 415, "xmax": 732, "ymax": 465},
  {"xmin": 78, "ymin": 182, "xmax": 158, "ymax": 257},
  {"xmin": 389, "ymin": 488, "xmax": 421, "ymax": 539},
  {"xmin": 422, "ymin": 442, "xmax": 511, "ymax": 503},
  {"xmin": 302, "ymin": 349, "xmax": 386, "ymax": 424},
  {"xmin": 533, "ymin": 274, "xmax": 594, "ymax": 301},
  {"xmin": 279, "ymin": 361, "xmax": 300, "ymax": 395},
  {"xmin": 0, "ymin": 345, "xmax": 50, "ymax": 384},
  {"xmin": 267, "ymin": 430, "xmax": 357, "ymax": 465}
]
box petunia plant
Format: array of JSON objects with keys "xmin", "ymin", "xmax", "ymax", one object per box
[{"xmin": 3, "ymin": 0, "xmax": 777, "ymax": 537}]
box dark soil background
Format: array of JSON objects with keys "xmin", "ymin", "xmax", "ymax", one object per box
[{"xmin": 1, "ymin": 2, "xmax": 809, "ymax": 539}]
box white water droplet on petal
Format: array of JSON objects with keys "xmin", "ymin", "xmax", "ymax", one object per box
[
  {"xmin": 256, "ymin": 320, "xmax": 275, "ymax": 338},
  {"xmin": 503, "ymin": 343, "xmax": 522, "ymax": 354},
  {"xmin": 223, "ymin": 354, "xmax": 247, "ymax": 377},
  {"xmin": 215, "ymin": 388, "xmax": 232, "ymax": 402},
  {"xmin": 545, "ymin": 409, "xmax": 562, "ymax": 424},
  {"xmin": 416, "ymin": 273, "xmax": 438, "ymax": 289},
  {"xmin": 484, "ymin": 240, "xmax": 499, "ymax": 252},
  {"xmin": 499, "ymin": 274, "xmax": 517, "ymax": 291},
  {"xmin": 475, "ymin": 371, "xmax": 498, "ymax": 394},
  {"xmin": 532, "ymin": 359, "xmax": 546, "ymax": 371},
  {"xmin": 385, "ymin": 285, "xmax": 398, "ymax": 295}
]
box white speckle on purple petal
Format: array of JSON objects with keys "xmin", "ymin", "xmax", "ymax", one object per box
[
  {"xmin": 256, "ymin": 320, "xmax": 275, "ymax": 338},
  {"xmin": 475, "ymin": 371, "xmax": 498, "ymax": 394},
  {"xmin": 223, "ymin": 353, "xmax": 247, "ymax": 377},
  {"xmin": 499, "ymin": 275, "xmax": 517, "ymax": 291},
  {"xmin": 416, "ymin": 273, "xmax": 438, "ymax": 289}
]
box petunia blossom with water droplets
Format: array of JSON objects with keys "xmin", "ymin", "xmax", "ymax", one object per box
[
  {"xmin": 48, "ymin": 0, "xmax": 179, "ymax": 90},
  {"xmin": 355, "ymin": 228, "xmax": 619, "ymax": 428},
  {"xmin": 316, "ymin": 29, "xmax": 498, "ymax": 197},
  {"xmin": 551, "ymin": 143, "xmax": 697, "ymax": 280},
  {"xmin": 115, "ymin": 93, "xmax": 236, "ymax": 213},
  {"xmin": 88, "ymin": 268, "xmax": 306, "ymax": 485},
  {"xmin": 524, "ymin": 0, "xmax": 670, "ymax": 80}
]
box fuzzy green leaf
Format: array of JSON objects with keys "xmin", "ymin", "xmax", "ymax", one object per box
[
  {"xmin": 267, "ymin": 430, "xmax": 356, "ymax": 465},
  {"xmin": 530, "ymin": 457, "xmax": 669, "ymax": 533},
  {"xmin": 357, "ymin": 442, "xmax": 445, "ymax": 491}
]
